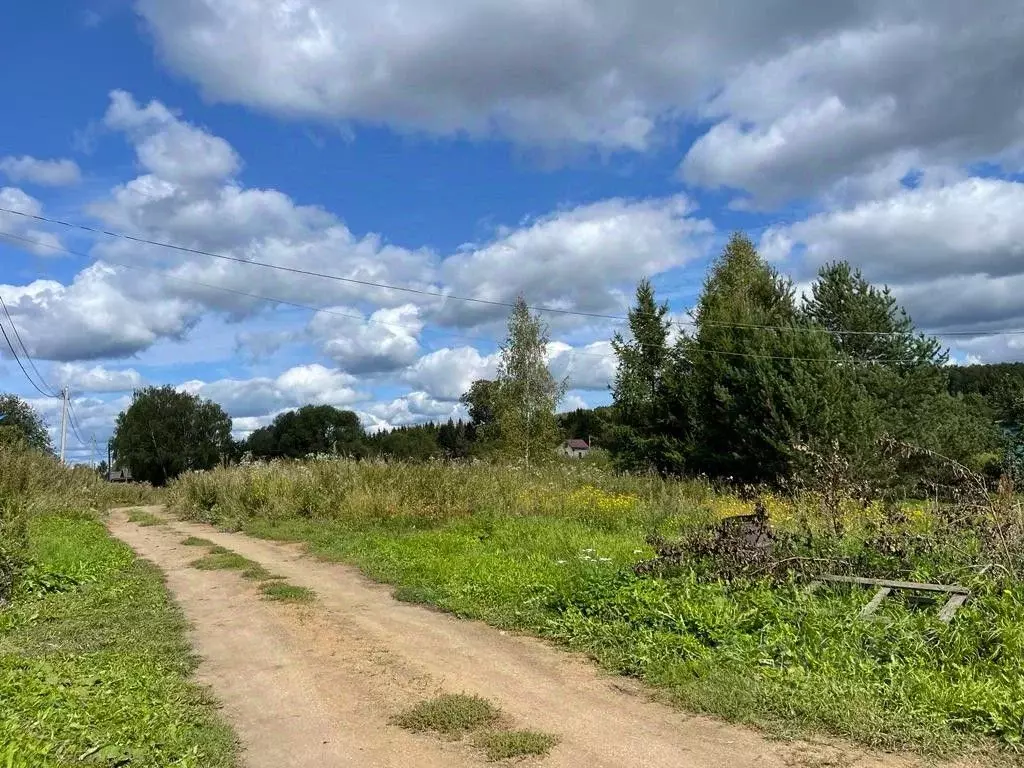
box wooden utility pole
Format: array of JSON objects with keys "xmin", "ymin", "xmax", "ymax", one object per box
[{"xmin": 59, "ymin": 386, "xmax": 69, "ymax": 463}]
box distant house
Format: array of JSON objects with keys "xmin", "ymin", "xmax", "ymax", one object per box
[
  {"xmin": 560, "ymin": 438, "xmax": 590, "ymax": 459},
  {"xmin": 107, "ymin": 467, "xmax": 133, "ymax": 483}
]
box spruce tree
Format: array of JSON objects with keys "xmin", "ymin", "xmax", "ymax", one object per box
[
  {"xmin": 610, "ymin": 279, "xmax": 675, "ymax": 471},
  {"xmin": 681, "ymin": 233, "xmax": 867, "ymax": 483}
]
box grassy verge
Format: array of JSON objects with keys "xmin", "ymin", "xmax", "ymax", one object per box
[
  {"xmin": 168, "ymin": 460, "xmax": 1024, "ymax": 759},
  {"xmin": 0, "ymin": 514, "xmax": 236, "ymax": 767}
]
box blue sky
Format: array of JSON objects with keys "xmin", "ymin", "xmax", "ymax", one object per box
[{"xmin": 2, "ymin": 1, "xmax": 1024, "ymax": 464}]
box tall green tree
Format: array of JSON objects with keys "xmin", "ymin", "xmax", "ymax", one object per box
[
  {"xmin": 111, "ymin": 386, "xmax": 233, "ymax": 485},
  {"xmin": 610, "ymin": 280, "xmax": 678, "ymax": 471},
  {"xmin": 677, "ymin": 233, "xmax": 867, "ymax": 483},
  {"xmin": 802, "ymin": 261, "xmax": 999, "ymax": 479},
  {"xmin": 246, "ymin": 405, "xmax": 365, "ymax": 459},
  {"xmin": 460, "ymin": 378, "xmax": 500, "ymax": 449},
  {"xmin": 0, "ymin": 394, "xmax": 51, "ymax": 453},
  {"xmin": 493, "ymin": 297, "xmax": 566, "ymax": 466}
]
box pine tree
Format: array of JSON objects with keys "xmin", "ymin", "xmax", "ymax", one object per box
[{"xmin": 493, "ymin": 297, "xmax": 566, "ymax": 466}]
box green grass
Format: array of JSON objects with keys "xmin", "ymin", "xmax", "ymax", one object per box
[
  {"xmin": 259, "ymin": 581, "xmax": 314, "ymax": 602},
  {"xmin": 127, "ymin": 508, "xmax": 165, "ymax": 526},
  {"xmin": 0, "ymin": 514, "xmax": 236, "ymax": 767},
  {"xmin": 242, "ymin": 563, "xmax": 279, "ymax": 581},
  {"xmin": 191, "ymin": 551, "xmax": 253, "ymax": 571},
  {"xmin": 393, "ymin": 694, "xmax": 500, "ymax": 737},
  {"xmin": 182, "ymin": 536, "xmax": 215, "ymax": 547},
  {"xmin": 190, "ymin": 547, "xmax": 280, "ymax": 582},
  {"xmin": 473, "ymin": 730, "xmax": 559, "ymax": 761},
  {"xmin": 167, "ymin": 459, "xmax": 1024, "ymax": 759}
]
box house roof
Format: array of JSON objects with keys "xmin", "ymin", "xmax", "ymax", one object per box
[{"xmin": 565, "ymin": 438, "xmax": 589, "ymax": 449}]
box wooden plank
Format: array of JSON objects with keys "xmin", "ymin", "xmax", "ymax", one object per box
[
  {"xmin": 820, "ymin": 574, "xmax": 969, "ymax": 595},
  {"xmin": 859, "ymin": 586, "xmax": 892, "ymax": 618},
  {"xmin": 937, "ymin": 593, "xmax": 969, "ymax": 623}
]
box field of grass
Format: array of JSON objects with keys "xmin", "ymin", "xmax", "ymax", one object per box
[
  {"xmin": 169, "ymin": 458, "xmax": 1024, "ymax": 758},
  {"xmin": 0, "ymin": 513, "xmax": 236, "ymax": 767}
]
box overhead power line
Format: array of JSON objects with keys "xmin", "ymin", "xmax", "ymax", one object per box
[
  {"xmin": 0, "ymin": 227, "xmax": 1007, "ymax": 369},
  {"xmin": 0, "ymin": 206, "xmax": 636, "ymax": 322},
  {"xmin": 0, "ymin": 229, "xmax": 575, "ymax": 357},
  {"xmin": 0, "ymin": 294, "xmax": 58, "ymax": 397},
  {"xmin": 0, "ymin": 204, "xmax": 1004, "ymax": 340},
  {"xmin": 66, "ymin": 398, "xmax": 87, "ymax": 447},
  {"xmin": 0, "ymin": 319, "xmax": 58, "ymax": 399}
]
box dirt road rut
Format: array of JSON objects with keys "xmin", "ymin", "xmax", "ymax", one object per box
[{"xmin": 109, "ymin": 507, "xmax": 927, "ymax": 768}]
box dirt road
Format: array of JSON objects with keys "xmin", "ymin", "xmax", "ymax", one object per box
[{"xmin": 109, "ymin": 507, "xmax": 934, "ymax": 768}]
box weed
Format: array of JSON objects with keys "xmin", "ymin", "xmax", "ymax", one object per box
[
  {"xmin": 189, "ymin": 547, "xmax": 281, "ymax": 582},
  {"xmin": 242, "ymin": 563, "xmax": 279, "ymax": 581},
  {"xmin": 473, "ymin": 730, "xmax": 559, "ymax": 761},
  {"xmin": 259, "ymin": 581, "xmax": 314, "ymax": 602},
  {"xmin": 191, "ymin": 551, "xmax": 252, "ymax": 571},
  {"xmin": 127, "ymin": 508, "xmax": 165, "ymax": 526},
  {"xmin": 392, "ymin": 694, "xmax": 500, "ymax": 737},
  {"xmin": 182, "ymin": 536, "xmax": 215, "ymax": 547}
]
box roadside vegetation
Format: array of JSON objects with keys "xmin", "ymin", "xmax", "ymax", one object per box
[
  {"xmin": 0, "ymin": 439, "xmax": 234, "ymax": 767},
  {"xmin": 168, "ymin": 458, "xmax": 1024, "ymax": 757}
]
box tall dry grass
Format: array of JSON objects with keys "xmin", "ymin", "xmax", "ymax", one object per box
[{"xmin": 167, "ymin": 458, "xmax": 721, "ymax": 532}]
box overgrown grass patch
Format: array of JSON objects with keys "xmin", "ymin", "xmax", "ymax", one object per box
[
  {"xmin": 0, "ymin": 515, "xmax": 236, "ymax": 767},
  {"xmin": 242, "ymin": 563, "xmax": 279, "ymax": 581},
  {"xmin": 473, "ymin": 730, "xmax": 559, "ymax": 761},
  {"xmin": 259, "ymin": 581, "xmax": 314, "ymax": 602},
  {"xmin": 127, "ymin": 508, "xmax": 165, "ymax": 526},
  {"xmin": 182, "ymin": 536, "xmax": 215, "ymax": 547},
  {"xmin": 189, "ymin": 548, "xmax": 280, "ymax": 582},
  {"xmin": 191, "ymin": 551, "xmax": 253, "ymax": 571},
  {"xmin": 393, "ymin": 694, "xmax": 500, "ymax": 737}
]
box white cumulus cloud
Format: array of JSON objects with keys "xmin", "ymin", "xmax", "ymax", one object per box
[{"xmin": 0, "ymin": 156, "xmax": 82, "ymax": 186}]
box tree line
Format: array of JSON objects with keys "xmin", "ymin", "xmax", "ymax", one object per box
[{"xmin": 9, "ymin": 231, "xmax": 1021, "ymax": 488}]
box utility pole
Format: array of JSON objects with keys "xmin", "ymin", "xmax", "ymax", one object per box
[
  {"xmin": 91, "ymin": 434, "xmax": 97, "ymax": 468},
  {"xmin": 59, "ymin": 386, "xmax": 69, "ymax": 464}
]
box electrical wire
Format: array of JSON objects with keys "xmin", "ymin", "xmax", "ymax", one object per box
[
  {"xmin": 0, "ymin": 228, "xmax": 624, "ymax": 360},
  {"xmin": 66, "ymin": 398, "xmax": 87, "ymax": 447},
  {"xmin": 0, "ymin": 319, "xmax": 58, "ymax": 399},
  {"xmin": 0, "ymin": 294, "xmax": 58, "ymax": 397},
  {"xmin": 0, "ymin": 227, "xmax": 989, "ymax": 368},
  {"xmin": 0, "ymin": 204, "xmax": 1003, "ymax": 340},
  {"xmin": 0, "ymin": 206, "xmax": 637, "ymax": 322}
]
